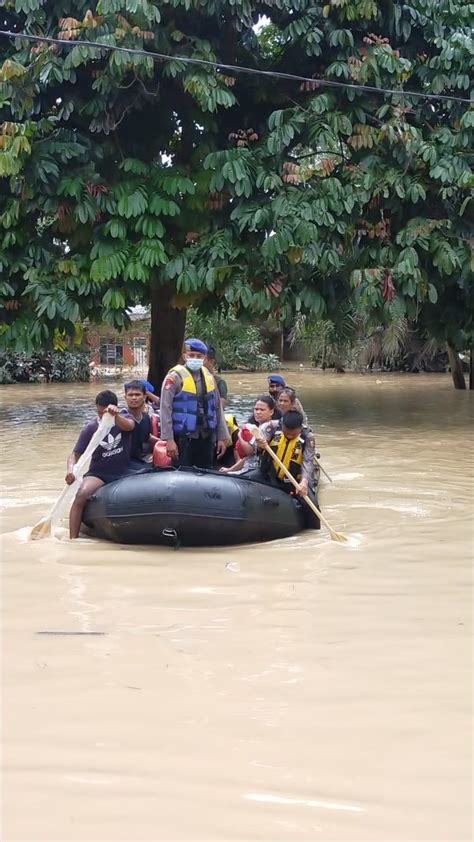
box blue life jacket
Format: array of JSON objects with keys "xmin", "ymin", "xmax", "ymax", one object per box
[{"xmin": 171, "ymin": 364, "xmax": 218, "ymax": 434}]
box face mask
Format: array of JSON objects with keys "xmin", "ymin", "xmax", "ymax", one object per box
[{"xmin": 186, "ymin": 357, "xmax": 204, "ymax": 372}]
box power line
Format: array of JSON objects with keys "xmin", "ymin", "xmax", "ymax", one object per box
[{"xmin": 1, "ymin": 29, "xmax": 472, "ymax": 106}]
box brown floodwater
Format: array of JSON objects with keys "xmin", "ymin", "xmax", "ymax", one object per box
[{"xmin": 1, "ymin": 370, "xmax": 472, "ymax": 841}]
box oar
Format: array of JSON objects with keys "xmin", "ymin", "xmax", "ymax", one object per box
[
  {"xmin": 314, "ymin": 454, "xmax": 332, "ymax": 483},
  {"xmin": 250, "ymin": 429, "xmax": 347, "ymax": 542},
  {"xmin": 29, "ymin": 412, "xmax": 115, "ymax": 540}
]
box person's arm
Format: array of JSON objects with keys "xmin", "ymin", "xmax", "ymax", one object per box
[
  {"xmin": 65, "ymin": 423, "xmax": 94, "ymax": 484},
  {"xmin": 219, "ymin": 457, "xmax": 245, "ymax": 473},
  {"xmin": 65, "ymin": 451, "xmax": 81, "ymax": 485},
  {"xmin": 214, "ymin": 388, "xmax": 230, "ymax": 458},
  {"xmin": 109, "ymin": 404, "xmax": 135, "ymax": 431},
  {"xmin": 160, "ymin": 372, "xmax": 181, "ymax": 457},
  {"xmin": 146, "ymin": 391, "xmax": 160, "ymax": 406},
  {"xmin": 256, "ymin": 420, "xmax": 277, "ymax": 449},
  {"xmin": 300, "ymin": 432, "xmax": 316, "ymax": 489}
]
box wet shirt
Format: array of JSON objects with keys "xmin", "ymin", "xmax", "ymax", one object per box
[
  {"xmin": 160, "ymin": 367, "xmax": 229, "ymax": 441},
  {"xmin": 128, "ymin": 411, "xmax": 152, "ymax": 460},
  {"xmin": 73, "ymin": 413, "xmax": 134, "ymax": 479}
]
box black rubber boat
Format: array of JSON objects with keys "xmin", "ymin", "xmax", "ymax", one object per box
[{"xmin": 82, "ymin": 467, "xmax": 313, "ymax": 546}]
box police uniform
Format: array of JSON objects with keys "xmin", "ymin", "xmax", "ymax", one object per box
[
  {"xmin": 259, "ymin": 420, "xmax": 316, "ymax": 485},
  {"xmin": 251, "ymin": 419, "xmax": 320, "ymax": 529},
  {"xmin": 160, "ymin": 355, "xmax": 229, "ymax": 469}
]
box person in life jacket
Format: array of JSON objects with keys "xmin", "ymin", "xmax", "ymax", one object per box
[
  {"xmin": 159, "ymin": 337, "xmax": 229, "ymax": 469},
  {"xmin": 254, "ymin": 409, "xmax": 320, "ymax": 529},
  {"xmin": 216, "ymin": 413, "xmax": 240, "ymax": 468}
]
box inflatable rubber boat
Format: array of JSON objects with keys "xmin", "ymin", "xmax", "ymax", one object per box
[{"xmin": 82, "ymin": 467, "xmax": 316, "ymax": 546}]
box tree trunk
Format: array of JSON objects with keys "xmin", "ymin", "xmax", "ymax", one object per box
[
  {"xmin": 469, "ymin": 348, "xmax": 473, "ymax": 391},
  {"xmin": 148, "ymin": 282, "xmax": 186, "ymax": 391},
  {"xmin": 446, "ymin": 340, "xmax": 466, "ymax": 390}
]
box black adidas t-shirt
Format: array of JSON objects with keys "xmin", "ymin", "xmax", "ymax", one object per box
[{"xmin": 73, "ymin": 414, "xmax": 133, "ymax": 480}]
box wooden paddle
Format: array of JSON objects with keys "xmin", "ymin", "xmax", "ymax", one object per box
[
  {"xmin": 29, "ymin": 412, "xmax": 115, "ymax": 540},
  {"xmin": 250, "ymin": 429, "xmax": 347, "ymax": 543},
  {"xmin": 314, "ymin": 455, "xmax": 332, "ymax": 483}
]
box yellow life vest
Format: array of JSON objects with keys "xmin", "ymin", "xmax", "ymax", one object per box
[
  {"xmin": 171, "ymin": 364, "xmax": 215, "ymax": 394},
  {"xmin": 224, "ymin": 413, "xmax": 239, "ymax": 449},
  {"xmin": 170, "ymin": 364, "xmax": 217, "ymax": 434},
  {"xmin": 269, "ymin": 429, "xmax": 305, "ymax": 482}
]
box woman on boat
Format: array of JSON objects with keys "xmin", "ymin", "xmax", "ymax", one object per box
[
  {"xmin": 247, "ymin": 394, "xmax": 275, "ymax": 427},
  {"xmin": 276, "ymin": 387, "xmax": 308, "ymax": 424},
  {"xmin": 220, "ymin": 395, "xmax": 275, "ymax": 474}
]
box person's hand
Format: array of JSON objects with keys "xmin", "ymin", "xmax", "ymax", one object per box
[
  {"xmin": 219, "ymin": 466, "xmax": 231, "ymax": 473},
  {"xmin": 166, "ymin": 439, "xmax": 178, "ymax": 459},
  {"xmin": 297, "ymin": 478, "xmax": 308, "ymax": 496},
  {"xmin": 65, "ymin": 471, "xmax": 76, "ymax": 485},
  {"xmin": 105, "ymin": 404, "xmax": 120, "ymax": 417},
  {"xmin": 216, "ymin": 439, "xmax": 227, "ymax": 458},
  {"xmin": 256, "ymin": 436, "xmax": 267, "ymax": 450}
]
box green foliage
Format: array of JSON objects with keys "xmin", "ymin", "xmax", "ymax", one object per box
[
  {"xmin": 0, "ymin": 0, "xmax": 472, "ymax": 380},
  {"xmin": 185, "ymin": 309, "xmax": 280, "ymax": 371},
  {"xmin": 0, "ymin": 350, "xmax": 90, "ymax": 383}
]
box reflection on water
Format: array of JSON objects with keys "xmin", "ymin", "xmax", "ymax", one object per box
[{"xmin": 1, "ymin": 371, "xmax": 473, "ymax": 842}]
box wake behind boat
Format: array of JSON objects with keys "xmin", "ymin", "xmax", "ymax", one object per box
[{"xmin": 82, "ymin": 467, "xmax": 319, "ymax": 546}]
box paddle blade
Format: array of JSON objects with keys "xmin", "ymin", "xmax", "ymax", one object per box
[
  {"xmin": 29, "ymin": 518, "xmax": 52, "ymax": 541},
  {"xmin": 329, "ymin": 529, "xmax": 348, "ymax": 543}
]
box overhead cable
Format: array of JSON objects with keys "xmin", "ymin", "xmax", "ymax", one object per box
[{"xmin": 1, "ymin": 29, "xmax": 472, "ymax": 106}]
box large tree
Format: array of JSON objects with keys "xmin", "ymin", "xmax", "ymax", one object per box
[{"xmin": 0, "ymin": 0, "xmax": 472, "ymax": 386}]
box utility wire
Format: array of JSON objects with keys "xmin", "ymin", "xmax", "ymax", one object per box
[{"xmin": 1, "ymin": 29, "xmax": 472, "ymax": 106}]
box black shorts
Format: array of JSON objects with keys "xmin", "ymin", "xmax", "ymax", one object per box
[{"xmin": 83, "ymin": 471, "xmax": 123, "ymax": 484}]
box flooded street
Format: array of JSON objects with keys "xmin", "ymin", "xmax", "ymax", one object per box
[{"xmin": 1, "ymin": 371, "xmax": 472, "ymax": 841}]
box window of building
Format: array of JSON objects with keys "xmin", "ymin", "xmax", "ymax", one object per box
[{"xmin": 99, "ymin": 343, "xmax": 124, "ymax": 364}]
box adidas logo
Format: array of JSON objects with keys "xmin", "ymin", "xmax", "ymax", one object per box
[{"xmin": 99, "ymin": 432, "xmax": 122, "ymax": 451}]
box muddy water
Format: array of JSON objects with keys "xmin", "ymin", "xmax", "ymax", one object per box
[{"xmin": 1, "ymin": 371, "xmax": 472, "ymax": 842}]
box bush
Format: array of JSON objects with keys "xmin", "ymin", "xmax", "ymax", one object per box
[
  {"xmin": 0, "ymin": 351, "xmax": 91, "ymax": 384},
  {"xmin": 185, "ymin": 310, "xmax": 281, "ymax": 371}
]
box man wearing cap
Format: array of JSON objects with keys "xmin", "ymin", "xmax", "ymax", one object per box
[
  {"xmin": 268, "ymin": 374, "xmax": 306, "ymax": 420},
  {"xmin": 138, "ymin": 378, "xmax": 160, "ymax": 408},
  {"xmin": 159, "ymin": 338, "xmax": 229, "ymax": 469},
  {"xmin": 268, "ymin": 374, "xmax": 286, "ymax": 402}
]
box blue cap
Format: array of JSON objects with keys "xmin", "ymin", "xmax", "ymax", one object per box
[
  {"xmin": 139, "ymin": 379, "xmax": 155, "ymax": 393},
  {"xmin": 268, "ymin": 374, "xmax": 286, "ymax": 386},
  {"xmin": 184, "ymin": 337, "xmax": 208, "ymax": 354}
]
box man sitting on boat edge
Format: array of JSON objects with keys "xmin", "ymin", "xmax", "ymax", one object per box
[
  {"xmin": 65, "ymin": 390, "xmax": 135, "ymax": 539},
  {"xmin": 123, "ymin": 379, "xmax": 159, "ymax": 469}
]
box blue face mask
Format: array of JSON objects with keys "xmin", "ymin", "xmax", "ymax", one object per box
[{"xmin": 186, "ymin": 357, "xmax": 204, "ymax": 372}]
